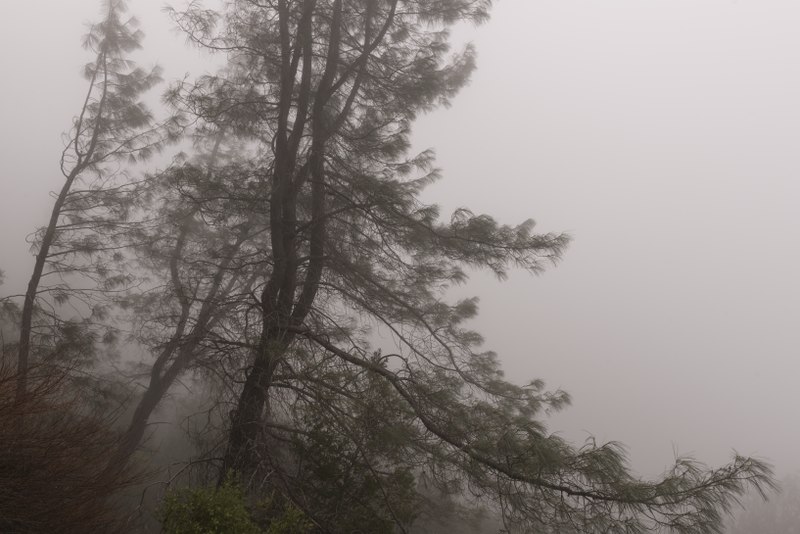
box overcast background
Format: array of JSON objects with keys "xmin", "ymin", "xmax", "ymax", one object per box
[{"xmin": 2, "ymin": 0, "xmax": 799, "ymax": 480}]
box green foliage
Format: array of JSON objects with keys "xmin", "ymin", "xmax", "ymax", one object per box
[
  {"xmin": 159, "ymin": 476, "xmax": 262, "ymax": 534},
  {"xmin": 257, "ymin": 493, "xmax": 314, "ymax": 534},
  {"xmin": 291, "ymin": 418, "xmax": 419, "ymax": 532},
  {"xmin": 7, "ymin": 0, "xmax": 777, "ymax": 532},
  {"xmin": 155, "ymin": 1, "xmax": 775, "ymax": 532},
  {"xmin": 159, "ymin": 476, "xmax": 313, "ymax": 534}
]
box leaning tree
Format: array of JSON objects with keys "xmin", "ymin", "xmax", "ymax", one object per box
[
  {"xmin": 10, "ymin": 0, "xmax": 176, "ymax": 404},
  {"xmin": 151, "ymin": 1, "xmax": 776, "ymax": 532}
]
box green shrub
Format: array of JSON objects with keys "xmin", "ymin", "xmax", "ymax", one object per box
[
  {"xmin": 159, "ymin": 476, "xmax": 313, "ymax": 534},
  {"xmin": 257, "ymin": 492, "xmax": 313, "ymax": 534},
  {"xmin": 159, "ymin": 477, "xmax": 262, "ymax": 534}
]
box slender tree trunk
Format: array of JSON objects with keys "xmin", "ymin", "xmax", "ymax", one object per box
[
  {"xmin": 105, "ymin": 339, "xmax": 200, "ymax": 473},
  {"xmin": 104, "ymin": 222, "xmax": 245, "ymax": 475},
  {"xmin": 109, "ymin": 378, "xmax": 167, "ymax": 469},
  {"xmin": 16, "ymin": 172, "xmax": 79, "ymax": 404},
  {"xmin": 16, "ymin": 43, "xmax": 108, "ymax": 403}
]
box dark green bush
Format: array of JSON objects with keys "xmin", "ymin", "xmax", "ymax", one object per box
[
  {"xmin": 159, "ymin": 477, "xmax": 262, "ymax": 534},
  {"xmin": 159, "ymin": 476, "xmax": 312, "ymax": 534}
]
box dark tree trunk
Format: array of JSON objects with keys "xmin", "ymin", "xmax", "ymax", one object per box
[
  {"xmin": 17, "ymin": 172, "xmax": 78, "ymax": 404},
  {"xmin": 219, "ymin": 0, "xmax": 342, "ymax": 484},
  {"xmin": 221, "ymin": 328, "xmax": 287, "ymax": 478}
]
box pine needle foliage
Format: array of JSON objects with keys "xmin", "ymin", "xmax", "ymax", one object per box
[
  {"xmin": 10, "ymin": 0, "xmax": 179, "ymax": 403},
  {"xmin": 143, "ymin": 1, "xmax": 777, "ymax": 531},
  {"xmin": 3, "ymin": 1, "xmax": 775, "ymax": 532}
]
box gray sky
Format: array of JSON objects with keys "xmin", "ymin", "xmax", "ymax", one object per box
[{"xmin": 2, "ymin": 0, "xmax": 800, "ymax": 479}]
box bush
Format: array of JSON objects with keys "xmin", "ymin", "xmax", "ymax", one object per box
[
  {"xmin": 159, "ymin": 477, "xmax": 262, "ymax": 534},
  {"xmin": 159, "ymin": 476, "xmax": 314, "ymax": 534},
  {"xmin": 0, "ymin": 362, "xmax": 131, "ymax": 533}
]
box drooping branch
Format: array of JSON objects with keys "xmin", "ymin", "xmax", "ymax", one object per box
[{"xmin": 299, "ymin": 330, "xmax": 774, "ymax": 531}]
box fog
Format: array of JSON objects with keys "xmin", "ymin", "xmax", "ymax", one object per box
[{"xmin": 2, "ymin": 0, "xmax": 799, "ymax": 487}]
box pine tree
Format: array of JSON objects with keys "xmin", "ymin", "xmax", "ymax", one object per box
[
  {"xmin": 12, "ymin": 0, "xmax": 175, "ymax": 402},
  {"xmin": 150, "ymin": 1, "xmax": 776, "ymax": 531}
]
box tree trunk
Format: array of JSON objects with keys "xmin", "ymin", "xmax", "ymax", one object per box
[
  {"xmin": 16, "ymin": 172, "xmax": 79, "ymax": 404},
  {"xmin": 221, "ymin": 323, "xmax": 291, "ymax": 480}
]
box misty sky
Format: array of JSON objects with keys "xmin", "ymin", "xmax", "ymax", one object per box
[{"xmin": 2, "ymin": 0, "xmax": 800, "ymax": 479}]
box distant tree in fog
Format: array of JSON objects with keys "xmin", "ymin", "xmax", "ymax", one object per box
[
  {"xmin": 9, "ymin": 0, "xmax": 176, "ymax": 403},
  {"xmin": 104, "ymin": 130, "xmax": 263, "ymax": 474},
  {"xmin": 727, "ymin": 474, "xmax": 800, "ymax": 534}
]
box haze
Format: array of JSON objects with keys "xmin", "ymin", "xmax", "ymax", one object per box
[{"xmin": 2, "ymin": 0, "xmax": 798, "ymax": 482}]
